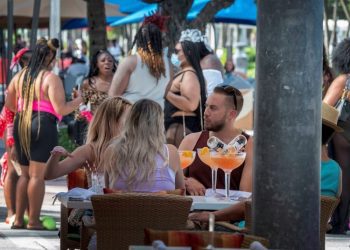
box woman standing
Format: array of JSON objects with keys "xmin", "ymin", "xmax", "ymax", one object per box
[
  {"xmin": 323, "ymin": 39, "xmax": 350, "ymax": 234},
  {"xmin": 108, "ymin": 14, "xmax": 171, "ymax": 109},
  {"xmin": 71, "ymin": 50, "xmax": 117, "ymax": 145},
  {"xmin": 164, "ymin": 29, "xmax": 207, "ymax": 147},
  {"xmin": 103, "ymin": 99, "xmax": 184, "ymax": 192},
  {"xmin": 5, "ymin": 38, "xmax": 82, "ymax": 230}
]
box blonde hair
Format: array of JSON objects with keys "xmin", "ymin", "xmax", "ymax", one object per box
[
  {"xmin": 85, "ymin": 97, "xmax": 131, "ymax": 167},
  {"xmin": 18, "ymin": 37, "xmax": 59, "ymax": 159},
  {"xmin": 103, "ymin": 99, "xmax": 166, "ymax": 189}
]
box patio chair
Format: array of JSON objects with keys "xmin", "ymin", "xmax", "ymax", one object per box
[
  {"xmin": 144, "ymin": 228, "xmax": 269, "ymax": 249},
  {"xmin": 91, "ymin": 192, "xmax": 193, "ymax": 250},
  {"xmin": 244, "ymin": 196, "xmax": 339, "ymax": 250}
]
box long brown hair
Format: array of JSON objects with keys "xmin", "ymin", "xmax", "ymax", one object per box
[{"xmin": 86, "ymin": 97, "xmax": 131, "ymax": 167}]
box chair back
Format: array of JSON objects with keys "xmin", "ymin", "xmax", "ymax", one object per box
[
  {"xmin": 320, "ymin": 196, "xmax": 339, "ymax": 250},
  {"xmin": 244, "ymin": 196, "xmax": 339, "ymax": 250},
  {"xmin": 91, "ymin": 192, "xmax": 193, "ymax": 250}
]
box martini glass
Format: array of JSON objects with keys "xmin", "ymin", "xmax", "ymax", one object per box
[
  {"xmin": 210, "ymin": 151, "xmax": 246, "ymax": 199},
  {"xmin": 178, "ymin": 150, "xmax": 196, "ymax": 169},
  {"xmin": 197, "ymin": 148, "xmax": 218, "ymax": 195}
]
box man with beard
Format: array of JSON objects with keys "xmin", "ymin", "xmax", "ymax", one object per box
[{"xmin": 179, "ymin": 85, "xmax": 253, "ymax": 196}]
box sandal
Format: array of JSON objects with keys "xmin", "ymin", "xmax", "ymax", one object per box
[
  {"xmin": 26, "ymin": 225, "xmax": 46, "ymax": 230},
  {"xmin": 11, "ymin": 223, "xmax": 25, "ymax": 229}
]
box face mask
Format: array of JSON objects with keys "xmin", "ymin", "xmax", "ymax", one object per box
[{"xmin": 171, "ymin": 53, "xmax": 181, "ymax": 68}]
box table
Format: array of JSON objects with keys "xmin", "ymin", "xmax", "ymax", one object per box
[{"xmin": 59, "ymin": 195, "xmax": 239, "ymax": 211}]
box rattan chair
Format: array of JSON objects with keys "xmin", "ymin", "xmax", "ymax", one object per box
[
  {"xmin": 91, "ymin": 192, "xmax": 193, "ymax": 250},
  {"xmin": 244, "ymin": 196, "xmax": 339, "ymax": 250}
]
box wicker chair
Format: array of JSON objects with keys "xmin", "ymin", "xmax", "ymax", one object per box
[
  {"xmin": 91, "ymin": 192, "xmax": 193, "ymax": 250},
  {"xmin": 244, "ymin": 196, "xmax": 339, "ymax": 250}
]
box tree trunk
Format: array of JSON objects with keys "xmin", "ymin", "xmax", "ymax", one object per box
[
  {"xmin": 159, "ymin": 0, "xmax": 193, "ymax": 55},
  {"xmin": 189, "ymin": 0, "xmax": 234, "ymax": 31},
  {"xmin": 85, "ymin": 0, "xmax": 107, "ymax": 60}
]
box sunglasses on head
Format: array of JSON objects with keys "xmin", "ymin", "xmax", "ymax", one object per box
[{"xmin": 216, "ymin": 84, "xmax": 238, "ymax": 109}]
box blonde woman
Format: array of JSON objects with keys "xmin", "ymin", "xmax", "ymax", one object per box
[
  {"xmin": 103, "ymin": 99, "xmax": 184, "ymax": 192},
  {"xmin": 45, "ymin": 97, "xmax": 131, "ymax": 183},
  {"xmin": 5, "ymin": 38, "xmax": 82, "ymax": 230}
]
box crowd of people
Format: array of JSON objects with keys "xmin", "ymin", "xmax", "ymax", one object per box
[{"xmin": 0, "ymin": 12, "xmax": 348, "ymax": 242}]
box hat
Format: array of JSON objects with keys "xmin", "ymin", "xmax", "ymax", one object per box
[{"xmin": 322, "ymin": 102, "xmax": 343, "ymax": 132}]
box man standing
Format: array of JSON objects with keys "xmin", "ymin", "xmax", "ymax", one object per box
[{"xmin": 179, "ymin": 85, "xmax": 253, "ymax": 195}]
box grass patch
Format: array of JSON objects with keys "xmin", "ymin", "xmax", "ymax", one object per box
[{"xmin": 58, "ymin": 127, "xmax": 77, "ymax": 152}]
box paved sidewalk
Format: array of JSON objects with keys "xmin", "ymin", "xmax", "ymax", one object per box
[{"xmin": 0, "ymin": 177, "xmax": 66, "ymax": 250}]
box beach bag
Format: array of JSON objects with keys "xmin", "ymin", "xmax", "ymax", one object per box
[{"xmin": 335, "ymin": 77, "xmax": 350, "ymax": 142}]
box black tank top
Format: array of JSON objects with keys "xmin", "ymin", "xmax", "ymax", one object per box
[
  {"xmin": 164, "ymin": 70, "xmax": 200, "ymax": 121},
  {"xmin": 186, "ymin": 130, "xmax": 250, "ymax": 190}
]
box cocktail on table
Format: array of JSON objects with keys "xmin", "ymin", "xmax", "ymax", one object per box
[
  {"xmin": 178, "ymin": 150, "xmax": 196, "ymax": 169},
  {"xmin": 210, "ymin": 150, "xmax": 246, "ymax": 199},
  {"xmin": 197, "ymin": 147, "xmax": 218, "ymax": 194}
]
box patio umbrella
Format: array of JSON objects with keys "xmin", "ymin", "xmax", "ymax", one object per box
[
  {"xmin": 0, "ymin": 0, "xmax": 124, "ymax": 28},
  {"xmin": 110, "ymin": 0, "xmax": 257, "ymax": 26}
]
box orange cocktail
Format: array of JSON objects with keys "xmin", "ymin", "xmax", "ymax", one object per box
[
  {"xmin": 198, "ymin": 147, "xmax": 218, "ymax": 193},
  {"xmin": 210, "ymin": 151, "xmax": 247, "ymax": 198},
  {"xmin": 178, "ymin": 150, "xmax": 196, "ymax": 169},
  {"xmin": 211, "ymin": 152, "xmax": 246, "ymax": 172}
]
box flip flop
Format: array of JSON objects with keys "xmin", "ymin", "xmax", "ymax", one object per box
[
  {"xmin": 26, "ymin": 225, "xmax": 46, "ymax": 231},
  {"xmin": 11, "ymin": 223, "xmax": 25, "ymax": 229}
]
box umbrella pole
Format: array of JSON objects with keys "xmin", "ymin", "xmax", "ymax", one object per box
[{"xmin": 30, "ymin": 0, "xmax": 41, "ymax": 48}]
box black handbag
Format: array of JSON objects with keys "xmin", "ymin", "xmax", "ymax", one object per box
[{"xmin": 335, "ymin": 77, "xmax": 350, "ymax": 142}]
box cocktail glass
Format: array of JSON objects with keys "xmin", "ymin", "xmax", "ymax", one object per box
[
  {"xmin": 197, "ymin": 148, "xmax": 218, "ymax": 194},
  {"xmin": 210, "ymin": 151, "xmax": 246, "ymax": 199},
  {"xmin": 178, "ymin": 150, "xmax": 196, "ymax": 169}
]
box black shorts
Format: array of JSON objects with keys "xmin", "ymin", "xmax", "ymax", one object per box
[{"xmin": 14, "ymin": 112, "xmax": 58, "ymax": 166}]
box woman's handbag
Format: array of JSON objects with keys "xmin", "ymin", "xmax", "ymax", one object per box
[{"xmin": 335, "ymin": 77, "xmax": 350, "ymax": 142}]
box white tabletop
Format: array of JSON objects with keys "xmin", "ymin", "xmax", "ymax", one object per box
[{"xmin": 58, "ymin": 195, "xmax": 238, "ymax": 211}]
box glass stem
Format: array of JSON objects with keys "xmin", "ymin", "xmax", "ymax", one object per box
[
  {"xmin": 225, "ymin": 171, "xmax": 231, "ymax": 198},
  {"xmin": 211, "ymin": 168, "xmax": 218, "ymax": 193}
]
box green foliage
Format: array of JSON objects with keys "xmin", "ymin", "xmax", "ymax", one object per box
[
  {"xmin": 58, "ymin": 127, "xmax": 76, "ymax": 152},
  {"xmin": 245, "ymin": 47, "xmax": 256, "ymax": 78}
]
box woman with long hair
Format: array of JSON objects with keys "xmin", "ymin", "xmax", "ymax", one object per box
[
  {"xmin": 45, "ymin": 97, "xmax": 131, "ymax": 182},
  {"xmin": 164, "ymin": 29, "xmax": 207, "ymax": 147},
  {"xmin": 108, "ymin": 13, "xmax": 171, "ymax": 109},
  {"xmin": 70, "ymin": 50, "xmax": 117, "ymax": 146},
  {"xmin": 5, "ymin": 38, "xmax": 82, "ymax": 230},
  {"xmin": 323, "ymin": 38, "xmax": 350, "ymax": 234},
  {"xmin": 103, "ymin": 99, "xmax": 184, "ymax": 192}
]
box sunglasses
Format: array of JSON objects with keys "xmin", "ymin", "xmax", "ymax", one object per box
[{"xmin": 216, "ymin": 85, "xmax": 238, "ymax": 109}]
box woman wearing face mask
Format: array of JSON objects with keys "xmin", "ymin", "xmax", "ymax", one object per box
[{"xmin": 164, "ymin": 29, "xmax": 207, "ymax": 147}]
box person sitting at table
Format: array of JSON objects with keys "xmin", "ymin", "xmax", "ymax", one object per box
[
  {"xmin": 102, "ymin": 99, "xmax": 185, "ymax": 192},
  {"xmin": 179, "ymin": 85, "xmax": 253, "ymax": 196},
  {"xmin": 45, "ymin": 96, "xmax": 132, "ymax": 184},
  {"xmin": 189, "ymin": 102, "xmax": 342, "ymax": 224}
]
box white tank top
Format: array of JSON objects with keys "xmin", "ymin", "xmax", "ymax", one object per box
[{"xmin": 123, "ymin": 50, "xmax": 170, "ymax": 109}]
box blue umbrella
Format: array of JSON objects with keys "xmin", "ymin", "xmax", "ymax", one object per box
[
  {"xmin": 111, "ymin": 0, "xmax": 256, "ymax": 26},
  {"xmin": 188, "ymin": 0, "xmax": 256, "ymax": 25},
  {"xmin": 62, "ymin": 16, "xmax": 124, "ymax": 30},
  {"xmin": 109, "ymin": 4, "xmax": 157, "ymax": 27}
]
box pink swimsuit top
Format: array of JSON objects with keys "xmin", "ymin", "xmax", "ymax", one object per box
[{"xmin": 17, "ymin": 72, "xmax": 62, "ymax": 121}]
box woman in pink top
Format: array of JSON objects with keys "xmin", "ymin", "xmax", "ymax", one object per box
[
  {"xmin": 5, "ymin": 38, "xmax": 82, "ymax": 230},
  {"xmin": 102, "ymin": 99, "xmax": 184, "ymax": 192}
]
